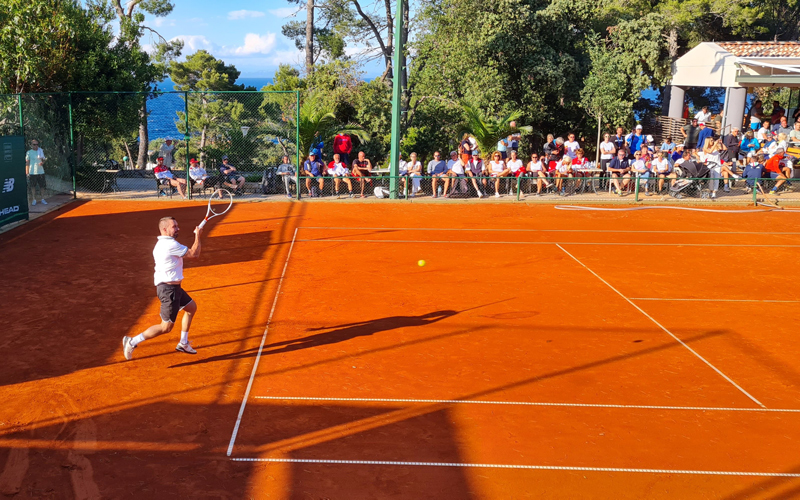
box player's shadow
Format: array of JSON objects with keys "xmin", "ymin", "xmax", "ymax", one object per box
[{"xmin": 169, "ymin": 310, "xmax": 457, "ymax": 368}]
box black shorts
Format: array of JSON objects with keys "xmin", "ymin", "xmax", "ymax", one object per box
[
  {"xmin": 156, "ymin": 283, "xmax": 193, "ymax": 323},
  {"xmin": 29, "ymin": 174, "xmax": 46, "ymax": 189}
]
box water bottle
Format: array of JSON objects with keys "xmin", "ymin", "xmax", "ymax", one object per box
[{"xmin": 437, "ymin": 186, "xmax": 443, "ymax": 196}]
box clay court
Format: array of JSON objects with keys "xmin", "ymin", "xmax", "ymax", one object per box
[{"xmin": 2, "ymin": 200, "xmax": 800, "ymax": 498}]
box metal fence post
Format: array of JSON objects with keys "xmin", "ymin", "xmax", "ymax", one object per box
[
  {"xmin": 17, "ymin": 94, "xmax": 23, "ymax": 137},
  {"xmin": 68, "ymin": 92, "xmax": 76, "ymax": 198},
  {"xmin": 184, "ymin": 91, "xmax": 191, "ymax": 200},
  {"xmin": 516, "ymin": 174, "xmax": 522, "ymax": 201},
  {"xmin": 634, "ymin": 174, "xmax": 640, "ymax": 202},
  {"xmin": 295, "ymin": 91, "xmax": 301, "ymax": 200},
  {"xmin": 753, "ymin": 177, "xmax": 759, "ymax": 206}
]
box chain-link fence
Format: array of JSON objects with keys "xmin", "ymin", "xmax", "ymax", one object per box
[{"xmin": 0, "ymin": 90, "xmax": 300, "ymax": 201}]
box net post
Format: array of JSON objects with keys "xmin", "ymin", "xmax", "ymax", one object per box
[
  {"xmin": 184, "ymin": 90, "xmax": 191, "ymax": 200},
  {"xmin": 516, "ymin": 174, "xmax": 522, "ymax": 201},
  {"xmin": 296, "ymin": 91, "xmax": 301, "ymax": 201},
  {"xmin": 634, "ymin": 173, "xmax": 640, "ymax": 201},
  {"xmin": 67, "ymin": 92, "xmax": 76, "ymax": 198},
  {"xmin": 753, "ymin": 177, "xmax": 758, "ymax": 206}
]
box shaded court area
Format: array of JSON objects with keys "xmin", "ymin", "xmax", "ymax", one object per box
[{"xmin": 2, "ymin": 201, "xmax": 800, "ymax": 498}]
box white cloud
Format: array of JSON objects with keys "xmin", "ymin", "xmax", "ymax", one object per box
[
  {"xmin": 268, "ymin": 7, "xmax": 299, "ymax": 18},
  {"xmin": 171, "ymin": 35, "xmax": 215, "ymax": 53},
  {"xmin": 228, "ymin": 10, "xmax": 265, "ymax": 20},
  {"xmin": 233, "ymin": 33, "xmax": 277, "ymax": 55}
]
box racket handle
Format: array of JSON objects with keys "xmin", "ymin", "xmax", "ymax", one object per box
[{"xmin": 198, "ymin": 218, "xmax": 208, "ymax": 229}]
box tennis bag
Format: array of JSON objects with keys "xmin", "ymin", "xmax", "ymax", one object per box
[{"xmin": 261, "ymin": 168, "xmax": 278, "ymax": 194}]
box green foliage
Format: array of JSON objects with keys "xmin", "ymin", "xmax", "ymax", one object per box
[{"xmin": 459, "ymin": 102, "xmax": 533, "ymax": 157}]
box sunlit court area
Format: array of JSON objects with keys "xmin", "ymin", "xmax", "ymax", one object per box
[{"xmin": 1, "ymin": 199, "xmax": 800, "ymax": 498}]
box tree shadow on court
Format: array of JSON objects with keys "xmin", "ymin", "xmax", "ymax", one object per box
[{"xmin": 169, "ymin": 310, "xmax": 458, "ymax": 368}]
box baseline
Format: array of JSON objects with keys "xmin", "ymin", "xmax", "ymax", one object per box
[
  {"xmin": 299, "ymin": 226, "xmax": 800, "ymax": 236},
  {"xmin": 631, "ymin": 298, "xmax": 800, "ymax": 303},
  {"xmin": 296, "ymin": 239, "xmax": 800, "ymax": 248},
  {"xmin": 226, "ymin": 227, "xmax": 299, "ymax": 457},
  {"xmin": 229, "ymin": 457, "xmax": 800, "ymax": 477},
  {"xmin": 555, "ymin": 244, "xmax": 765, "ymax": 409}
]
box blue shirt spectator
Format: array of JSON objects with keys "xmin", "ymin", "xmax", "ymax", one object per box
[
  {"xmin": 427, "ymin": 157, "xmax": 447, "ymax": 175},
  {"xmin": 628, "ymin": 130, "xmax": 645, "ymax": 156},
  {"xmin": 310, "ymin": 133, "xmax": 324, "ymax": 157},
  {"xmin": 304, "ymin": 157, "xmax": 324, "ymax": 177},
  {"xmin": 696, "ymin": 125, "xmax": 714, "ymax": 150}
]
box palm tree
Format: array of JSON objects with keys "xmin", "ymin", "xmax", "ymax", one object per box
[{"xmin": 459, "ymin": 102, "xmax": 533, "ymax": 157}]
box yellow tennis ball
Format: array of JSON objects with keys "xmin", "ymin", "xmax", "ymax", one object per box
[{"xmin": 418, "ymin": 259, "xmax": 426, "ymax": 267}]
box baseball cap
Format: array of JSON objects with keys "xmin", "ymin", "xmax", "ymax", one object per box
[
  {"xmin": 635, "ymin": 124, "xmax": 643, "ymax": 130},
  {"xmin": 472, "ymin": 150, "xmax": 479, "ymax": 156},
  {"xmin": 221, "ymin": 155, "xmax": 229, "ymax": 160},
  {"xmin": 308, "ymin": 152, "xmax": 316, "ymax": 156},
  {"xmin": 157, "ymin": 156, "xmax": 164, "ymax": 160},
  {"xmin": 699, "ymin": 122, "xmax": 705, "ymax": 126},
  {"xmin": 450, "ymin": 151, "xmax": 458, "ymax": 156},
  {"xmin": 189, "ymin": 158, "xmax": 198, "ymax": 164}
]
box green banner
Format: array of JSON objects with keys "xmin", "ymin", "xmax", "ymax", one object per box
[{"xmin": 0, "ymin": 136, "xmax": 29, "ymax": 228}]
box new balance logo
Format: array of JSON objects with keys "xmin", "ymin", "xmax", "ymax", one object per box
[{"xmin": 2, "ymin": 178, "xmax": 13, "ymax": 193}]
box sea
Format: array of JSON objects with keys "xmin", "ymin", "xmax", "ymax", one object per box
[{"xmin": 148, "ymin": 77, "xmax": 274, "ymax": 139}]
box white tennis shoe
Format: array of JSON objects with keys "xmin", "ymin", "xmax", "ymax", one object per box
[
  {"xmin": 122, "ymin": 336, "xmax": 135, "ymax": 360},
  {"xmin": 176, "ymin": 341, "xmax": 197, "ymax": 354}
]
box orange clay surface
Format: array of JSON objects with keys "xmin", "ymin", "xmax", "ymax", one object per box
[{"xmin": 2, "ymin": 200, "xmax": 800, "ymax": 498}]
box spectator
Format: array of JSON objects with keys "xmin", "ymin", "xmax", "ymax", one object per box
[
  {"xmin": 612, "ymin": 127, "xmax": 626, "ymax": 156},
  {"xmin": 739, "ymin": 130, "xmax": 761, "ymax": 157},
  {"xmin": 407, "ymin": 152, "xmax": 423, "ymax": 197},
  {"xmin": 333, "ymin": 133, "xmax": 352, "ymax": 166},
  {"xmin": 303, "ymin": 152, "xmax": 325, "ymax": 197},
  {"xmin": 276, "ymin": 155, "xmax": 297, "ymax": 198},
  {"xmin": 571, "ymin": 148, "xmax": 589, "ymax": 190},
  {"xmin": 488, "ymin": 151, "xmax": 510, "ymax": 197},
  {"xmin": 770, "ymin": 100, "xmax": 785, "ymax": 125},
  {"xmin": 555, "ymin": 156, "xmax": 573, "ymax": 196},
  {"xmin": 628, "ymin": 125, "xmax": 646, "ymax": 159},
  {"xmin": 351, "ymin": 151, "xmax": 373, "ymax": 198},
  {"xmin": 428, "ymin": 151, "xmax": 449, "ymax": 198},
  {"xmin": 509, "ymin": 130, "xmax": 520, "ymax": 153},
  {"xmin": 443, "ymin": 152, "xmax": 467, "ymax": 198},
  {"xmin": 660, "ymin": 136, "xmax": 676, "ymax": 152},
  {"xmin": 607, "ymin": 149, "xmax": 631, "ymax": 196},
  {"xmin": 497, "ymin": 136, "xmax": 508, "ymax": 160},
  {"xmin": 766, "ymin": 149, "xmax": 789, "ymax": 195},
  {"xmin": 790, "ymin": 121, "xmax": 800, "ymax": 144},
  {"xmin": 742, "ymin": 152, "xmax": 764, "ymax": 193},
  {"xmin": 695, "ymin": 122, "xmax": 714, "ymax": 157},
  {"xmin": 188, "ymin": 159, "xmax": 208, "ymax": 189},
  {"xmin": 748, "ymin": 100, "xmax": 764, "ymax": 130},
  {"xmin": 459, "ymin": 133, "xmax": 473, "ymax": 164},
  {"xmin": 671, "ymin": 144, "xmax": 684, "ymax": 163},
  {"xmin": 527, "ymin": 152, "xmax": 551, "ymax": 195},
  {"xmin": 773, "ymin": 116, "xmax": 792, "ymax": 137},
  {"xmin": 465, "ymin": 150, "xmax": 485, "ymax": 198},
  {"xmin": 310, "ymin": 131, "xmax": 324, "ymax": 158},
  {"xmin": 599, "ymin": 133, "xmax": 615, "ymax": 174},
  {"xmin": 768, "ymin": 133, "xmax": 788, "ymax": 158},
  {"xmin": 548, "ymin": 137, "xmax": 566, "ymax": 171},
  {"xmin": 652, "ymin": 150, "xmax": 671, "ymax": 192},
  {"xmin": 694, "ymin": 106, "xmax": 712, "ymax": 123},
  {"xmin": 757, "ymin": 120, "xmax": 771, "ymax": 144},
  {"xmin": 219, "ymin": 155, "xmax": 246, "ymax": 195},
  {"xmin": 25, "ymin": 138, "xmax": 47, "ymax": 206},
  {"xmin": 506, "ymin": 150, "xmax": 525, "ymax": 195},
  {"xmin": 327, "ymin": 153, "xmax": 353, "ymax": 198},
  {"xmin": 704, "ymin": 137, "xmax": 737, "ymax": 197},
  {"xmin": 154, "ymin": 156, "xmax": 187, "ymax": 199},
  {"xmin": 564, "ymin": 133, "xmax": 580, "ymax": 159},
  {"xmin": 681, "ymin": 118, "xmax": 700, "ymax": 151},
  {"xmin": 159, "ymin": 138, "xmax": 176, "ymax": 167},
  {"xmin": 722, "ymin": 128, "xmax": 740, "ymax": 166},
  {"xmin": 630, "ymin": 150, "xmax": 652, "ymax": 196}
]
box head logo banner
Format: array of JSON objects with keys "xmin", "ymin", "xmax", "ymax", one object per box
[{"xmin": 0, "ymin": 136, "xmax": 28, "ymax": 229}]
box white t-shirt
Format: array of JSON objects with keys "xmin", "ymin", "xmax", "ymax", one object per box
[
  {"xmin": 757, "ymin": 127, "xmax": 770, "ymax": 142},
  {"xmin": 506, "ymin": 159, "xmax": 524, "ymax": 173},
  {"xmin": 153, "ymin": 236, "xmax": 188, "ymax": 286},
  {"xmin": 556, "ymin": 162, "xmax": 571, "ymax": 174},
  {"xmin": 564, "ymin": 140, "xmax": 580, "ymax": 159},
  {"xmin": 632, "ymin": 159, "xmax": 648, "ymax": 173},
  {"xmin": 490, "ymin": 160, "xmax": 505, "ymax": 174},
  {"xmin": 398, "ymin": 160, "xmax": 409, "ymax": 175},
  {"xmin": 330, "ymin": 162, "xmax": 349, "ymax": 176},
  {"xmin": 407, "ymin": 160, "xmax": 422, "ymax": 174},
  {"xmin": 695, "ymin": 111, "xmax": 712, "ymax": 123},
  {"xmin": 450, "ymin": 159, "xmax": 465, "ymax": 175},
  {"xmin": 600, "ymin": 141, "xmax": 614, "ymax": 160},
  {"xmin": 706, "ymin": 151, "xmax": 722, "ymax": 165},
  {"xmin": 189, "ymin": 166, "xmax": 207, "ymax": 180},
  {"xmin": 26, "ymin": 148, "xmax": 46, "ymax": 175},
  {"xmin": 159, "ymin": 143, "xmax": 175, "ymax": 167},
  {"xmin": 528, "ymin": 160, "xmax": 544, "ymax": 172},
  {"xmin": 652, "ymin": 158, "xmax": 669, "ymax": 173}
]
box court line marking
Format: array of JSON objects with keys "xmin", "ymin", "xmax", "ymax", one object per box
[
  {"xmin": 229, "ymin": 458, "xmax": 800, "ymax": 477},
  {"xmin": 226, "ymin": 227, "xmax": 299, "ymax": 457},
  {"xmin": 631, "ymin": 298, "xmax": 800, "ymax": 303},
  {"xmin": 555, "ymin": 244, "xmax": 766, "ymax": 409},
  {"xmin": 296, "ymin": 239, "xmax": 800, "ymax": 248},
  {"xmin": 254, "ymin": 396, "xmax": 800, "ymax": 413},
  {"xmin": 300, "ymin": 226, "xmax": 800, "ymax": 236}
]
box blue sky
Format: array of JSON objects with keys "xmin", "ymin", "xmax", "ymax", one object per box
[{"xmin": 137, "ymin": 0, "xmax": 382, "ymax": 78}]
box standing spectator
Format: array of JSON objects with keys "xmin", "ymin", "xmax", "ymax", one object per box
[
  {"xmin": 599, "ymin": 133, "xmax": 615, "ymax": 176},
  {"xmin": 695, "ymin": 122, "xmax": 714, "ymax": 157},
  {"xmin": 694, "ymin": 106, "xmax": 712, "ymax": 123},
  {"xmin": 25, "ymin": 138, "xmax": 47, "ymax": 205},
  {"xmin": 509, "ymin": 131, "xmax": 520, "ymax": 154},
  {"xmin": 722, "ymin": 128, "xmax": 741, "ymax": 166},
  {"xmin": 188, "ymin": 159, "xmax": 209, "ymax": 189},
  {"xmin": 407, "ymin": 152, "xmax": 423, "ymax": 197},
  {"xmin": 327, "ymin": 153, "xmax": 353, "ymax": 198},
  {"xmin": 155, "ymin": 156, "xmax": 187, "ymax": 199},
  {"xmin": 310, "ymin": 131, "xmax": 324, "ymax": 158},
  {"xmin": 564, "ymin": 133, "xmax": 580, "ymax": 159},
  {"xmin": 219, "ymin": 155, "xmax": 245, "ymax": 195},
  {"xmin": 465, "ymin": 150, "xmax": 485, "ymax": 198},
  {"xmin": 612, "ymin": 127, "xmax": 626, "ymax": 156},
  {"xmin": 333, "ymin": 132, "xmax": 352, "ymax": 166},
  {"xmin": 488, "ymin": 151, "xmax": 510, "ymax": 197},
  {"xmin": 747, "ymin": 100, "xmax": 764, "ymax": 130},
  {"xmin": 770, "ymin": 100, "xmax": 785, "ymax": 125},
  {"xmin": 681, "ymin": 118, "xmax": 700, "ymax": 150},
  {"xmin": 627, "ymin": 125, "xmax": 646, "ymax": 159},
  {"xmin": 607, "ymin": 149, "xmax": 631, "ymax": 195},
  {"xmin": 276, "ymin": 155, "xmax": 297, "ymax": 198},
  {"xmin": 303, "ymin": 152, "xmax": 325, "ymax": 197},
  {"xmin": 496, "ymin": 136, "xmax": 508, "ymax": 160},
  {"xmin": 159, "ymin": 138, "xmax": 176, "ymax": 167},
  {"xmin": 428, "ymin": 151, "xmax": 449, "ymax": 198},
  {"xmin": 459, "ymin": 133, "xmax": 473, "ymax": 164},
  {"xmin": 527, "ymin": 152, "xmax": 551, "ymax": 195},
  {"xmin": 351, "ymin": 151, "xmax": 373, "ymax": 198}
]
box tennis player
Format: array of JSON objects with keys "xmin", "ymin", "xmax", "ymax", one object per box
[{"xmin": 122, "ymin": 216, "xmax": 203, "ymax": 360}]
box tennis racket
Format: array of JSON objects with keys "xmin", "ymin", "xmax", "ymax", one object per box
[{"xmin": 198, "ymin": 189, "xmax": 233, "ymax": 228}]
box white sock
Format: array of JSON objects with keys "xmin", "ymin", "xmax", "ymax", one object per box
[
  {"xmin": 130, "ymin": 333, "xmax": 146, "ymax": 347},
  {"xmin": 180, "ymin": 331, "xmax": 189, "ymax": 344}
]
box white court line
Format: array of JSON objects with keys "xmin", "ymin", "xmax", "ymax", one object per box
[
  {"xmin": 254, "ymin": 396, "xmax": 800, "ymax": 413},
  {"xmin": 226, "ymin": 227, "xmax": 299, "ymax": 457},
  {"xmin": 555, "ymin": 244, "xmax": 766, "ymax": 409},
  {"xmin": 632, "ymin": 298, "xmax": 800, "ymax": 303},
  {"xmin": 300, "ymin": 226, "xmax": 800, "ymax": 236},
  {"xmin": 297, "ymin": 239, "xmax": 800, "ymax": 248},
  {"xmin": 229, "ymin": 457, "xmax": 800, "ymax": 477}
]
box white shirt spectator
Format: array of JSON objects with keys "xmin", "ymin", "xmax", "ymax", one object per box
[
  {"xmin": 757, "ymin": 126, "xmax": 771, "ymax": 142},
  {"xmin": 528, "ymin": 160, "xmax": 544, "ymax": 172},
  {"xmin": 556, "ymin": 162, "xmax": 571, "ymax": 174},
  {"xmin": 506, "ymin": 158, "xmax": 524, "ymax": 174},
  {"xmin": 652, "ymin": 158, "xmax": 670, "ymax": 173},
  {"xmin": 564, "ymin": 140, "xmax": 580, "ymax": 159},
  {"xmin": 189, "ymin": 166, "xmax": 207, "ymax": 181},
  {"xmin": 398, "ymin": 159, "xmax": 409, "ymax": 175},
  {"xmin": 152, "ymin": 236, "xmax": 188, "ymax": 286},
  {"xmin": 449, "ymin": 159, "xmax": 465, "ymax": 175},
  {"xmin": 159, "ymin": 142, "xmax": 176, "ymax": 167},
  {"xmin": 407, "ymin": 160, "xmax": 422, "ymax": 175},
  {"xmin": 489, "ymin": 160, "xmax": 505, "ymax": 174},
  {"xmin": 600, "ymin": 140, "xmax": 615, "ymax": 160},
  {"xmin": 695, "ymin": 110, "xmax": 712, "ymax": 122},
  {"xmin": 329, "ymin": 162, "xmax": 349, "ymax": 176}
]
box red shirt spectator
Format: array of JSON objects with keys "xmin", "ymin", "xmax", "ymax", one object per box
[
  {"xmin": 333, "ymin": 133, "xmax": 352, "ymax": 155},
  {"xmin": 764, "ymin": 153, "xmax": 784, "ymax": 174}
]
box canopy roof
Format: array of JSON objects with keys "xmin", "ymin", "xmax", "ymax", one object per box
[{"xmin": 671, "ymin": 42, "xmax": 800, "ymax": 88}]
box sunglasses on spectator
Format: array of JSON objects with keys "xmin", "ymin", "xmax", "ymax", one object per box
[{"xmin": 31, "ymin": 142, "xmax": 39, "ymax": 145}]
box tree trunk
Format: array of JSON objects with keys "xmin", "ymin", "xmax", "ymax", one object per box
[
  {"xmin": 401, "ymin": 0, "xmax": 409, "ymax": 109},
  {"xmin": 137, "ymin": 99, "xmax": 149, "ymax": 169},
  {"xmin": 305, "ymin": 0, "xmax": 315, "ymax": 74},
  {"xmin": 384, "ymin": 0, "xmax": 394, "ymax": 80}
]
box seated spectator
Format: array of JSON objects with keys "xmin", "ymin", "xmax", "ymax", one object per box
[
  {"xmin": 303, "ymin": 152, "xmax": 325, "ymax": 197},
  {"xmin": 571, "ymin": 148, "xmax": 590, "ymax": 190},
  {"xmin": 660, "ymin": 137, "xmax": 676, "ymax": 153},
  {"xmin": 722, "ymin": 128, "xmax": 741, "ymax": 167},
  {"xmin": 757, "ymin": 120, "xmax": 771, "ymax": 144},
  {"xmin": 154, "ymin": 156, "xmax": 187, "ymax": 199},
  {"xmin": 768, "ymin": 133, "xmax": 789, "ymax": 158},
  {"xmin": 402, "ymin": 152, "xmax": 423, "ymax": 197},
  {"xmin": 465, "ymin": 150, "xmax": 485, "ymax": 198},
  {"xmin": 555, "ymin": 156, "xmax": 573, "ymax": 196},
  {"xmin": 790, "ymin": 121, "xmax": 800, "ymax": 144},
  {"xmin": 703, "ymin": 137, "xmax": 739, "ymax": 196},
  {"xmin": 652, "ymin": 151, "xmax": 670, "ymax": 192},
  {"xmin": 188, "ymin": 158, "xmax": 208, "ymax": 188},
  {"xmin": 741, "ymin": 152, "xmax": 764, "ymax": 193},
  {"xmin": 276, "ymin": 155, "xmax": 297, "ymax": 198},
  {"xmin": 772, "ymin": 115, "xmax": 792, "ymax": 137},
  {"xmin": 428, "ymin": 151, "xmax": 449, "ymax": 198},
  {"xmin": 351, "ymin": 151, "xmax": 373, "ymax": 198},
  {"xmin": 444, "ymin": 152, "xmax": 466, "ymax": 197},
  {"xmin": 671, "ymin": 144, "xmax": 684, "ymax": 163},
  {"xmin": 739, "ymin": 130, "xmax": 761, "ymax": 157},
  {"xmin": 219, "ymin": 155, "xmax": 245, "ymax": 195},
  {"xmin": 630, "ymin": 150, "xmax": 652, "ymax": 196},
  {"xmin": 327, "ymin": 153, "xmax": 353, "ymax": 198},
  {"xmin": 527, "ymin": 152, "xmax": 551, "ymax": 195},
  {"xmin": 607, "ymin": 149, "xmax": 631, "ymax": 196},
  {"xmin": 695, "ymin": 122, "xmax": 714, "ymax": 157},
  {"xmin": 398, "ymin": 152, "xmax": 409, "ymax": 194},
  {"xmin": 545, "ymin": 136, "xmax": 565, "ymax": 171},
  {"xmin": 506, "ymin": 150, "xmax": 525, "ymax": 195},
  {"xmin": 488, "ymin": 151, "xmax": 510, "ymax": 197},
  {"xmin": 766, "ymin": 148, "xmax": 789, "ymax": 195}
]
